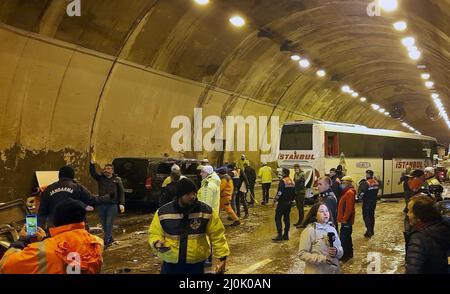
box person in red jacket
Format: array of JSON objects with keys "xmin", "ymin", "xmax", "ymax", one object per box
[{"xmin": 337, "ymin": 176, "xmax": 356, "ymax": 262}]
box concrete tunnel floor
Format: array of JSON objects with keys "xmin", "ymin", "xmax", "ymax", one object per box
[{"xmin": 86, "ymin": 187, "xmax": 411, "ymax": 274}]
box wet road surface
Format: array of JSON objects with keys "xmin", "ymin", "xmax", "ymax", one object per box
[{"xmin": 87, "ymin": 187, "xmax": 415, "ymax": 274}]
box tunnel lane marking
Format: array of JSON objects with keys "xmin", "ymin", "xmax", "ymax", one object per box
[{"xmin": 237, "ymin": 258, "xmax": 272, "ymax": 274}]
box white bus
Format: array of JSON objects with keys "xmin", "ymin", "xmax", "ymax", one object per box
[{"xmin": 277, "ymin": 120, "xmax": 438, "ymax": 196}]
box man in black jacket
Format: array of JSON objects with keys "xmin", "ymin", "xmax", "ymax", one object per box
[
  {"xmin": 405, "ymin": 195, "xmax": 450, "ymax": 274},
  {"xmin": 272, "ymin": 168, "xmax": 296, "ymax": 241},
  {"xmin": 90, "ymin": 157, "xmax": 125, "ymax": 247},
  {"xmin": 244, "ymin": 163, "xmax": 257, "ymax": 206},
  {"xmin": 358, "ymin": 170, "xmax": 380, "ymax": 238},
  {"xmin": 38, "ymin": 166, "xmax": 97, "ymax": 228}
]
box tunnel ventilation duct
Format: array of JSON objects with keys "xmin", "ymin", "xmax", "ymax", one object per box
[
  {"xmin": 389, "ymin": 104, "xmax": 406, "ymax": 120},
  {"xmin": 426, "ymin": 105, "xmax": 442, "ymax": 121}
]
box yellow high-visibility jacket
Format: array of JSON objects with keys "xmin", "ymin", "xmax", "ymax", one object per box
[
  {"xmin": 148, "ymin": 200, "xmax": 230, "ymax": 264},
  {"xmin": 197, "ymin": 172, "xmax": 221, "ymax": 212},
  {"xmin": 258, "ymin": 166, "xmax": 273, "ymax": 184}
]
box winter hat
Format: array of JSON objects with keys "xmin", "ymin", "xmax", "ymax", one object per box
[
  {"xmin": 176, "ymin": 178, "xmax": 198, "ymax": 198},
  {"xmin": 202, "ymin": 165, "xmax": 214, "ymax": 175},
  {"xmin": 53, "ymin": 198, "xmax": 86, "ymax": 227},
  {"xmin": 171, "ymin": 164, "xmax": 181, "ymax": 172},
  {"xmin": 58, "ymin": 166, "xmax": 75, "ymax": 179},
  {"xmin": 217, "ymin": 167, "xmax": 228, "ymax": 175}
]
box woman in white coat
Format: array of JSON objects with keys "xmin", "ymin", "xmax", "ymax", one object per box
[{"xmin": 299, "ymin": 202, "xmax": 344, "ymax": 274}]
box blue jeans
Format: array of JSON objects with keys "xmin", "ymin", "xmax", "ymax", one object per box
[{"xmin": 98, "ymin": 204, "xmax": 118, "ymax": 245}]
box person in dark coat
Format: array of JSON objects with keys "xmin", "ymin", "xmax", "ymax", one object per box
[
  {"xmin": 272, "ymin": 168, "xmax": 296, "ymax": 241},
  {"xmin": 329, "ymin": 168, "xmax": 342, "ymax": 201},
  {"xmin": 317, "ymin": 176, "xmax": 338, "ymax": 228},
  {"xmin": 236, "ymin": 168, "xmax": 249, "ymax": 219},
  {"xmin": 405, "ymin": 195, "xmax": 450, "ymax": 274},
  {"xmin": 38, "ymin": 166, "xmax": 98, "ymax": 228},
  {"xmin": 293, "ymin": 164, "xmax": 306, "ymax": 228},
  {"xmin": 244, "ymin": 163, "xmax": 257, "ymax": 205}
]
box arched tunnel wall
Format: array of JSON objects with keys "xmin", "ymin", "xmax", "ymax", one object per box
[{"xmin": 0, "ymin": 24, "xmax": 312, "ymax": 202}]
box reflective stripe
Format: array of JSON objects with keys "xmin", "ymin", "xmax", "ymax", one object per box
[
  {"xmin": 159, "ymin": 213, "xmax": 184, "ymax": 221},
  {"xmin": 0, "ymin": 248, "xmax": 21, "ymax": 272},
  {"xmin": 164, "ymin": 232, "xmax": 206, "ymax": 241},
  {"xmin": 36, "ymin": 242, "xmax": 47, "ymax": 274},
  {"xmin": 189, "ymin": 213, "xmax": 212, "ymax": 219}
]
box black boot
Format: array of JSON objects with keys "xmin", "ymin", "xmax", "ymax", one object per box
[
  {"xmin": 272, "ymin": 233, "xmax": 283, "ymax": 241},
  {"xmin": 282, "ymin": 232, "xmax": 289, "ymax": 240}
]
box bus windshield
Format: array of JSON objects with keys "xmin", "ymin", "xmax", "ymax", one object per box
[{"xmin": 280, "ymin": 124, "xmax": 313, "ymax": 150}]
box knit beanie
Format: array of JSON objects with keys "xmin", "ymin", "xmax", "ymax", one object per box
[
  {"xmin": 176, "ymin": 178, "xmax": 198, "ymax": 198},
  {"xmin": 53, "ymin": 198, "xmax": 86, "ymax": 227}
]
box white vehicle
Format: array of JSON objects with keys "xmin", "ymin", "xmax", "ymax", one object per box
[{"xmin": 277, "ymin": 120, "xmax": 438, "ymax": 196}]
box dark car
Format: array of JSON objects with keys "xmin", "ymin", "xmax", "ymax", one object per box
[{"xmin": 112, "ymin": 157, "xmax": 201, "ymax": 207}]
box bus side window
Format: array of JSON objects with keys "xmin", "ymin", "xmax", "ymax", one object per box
[{"xmin": 325, "ymin": 133, "xmax": 339, "ymax": 156}]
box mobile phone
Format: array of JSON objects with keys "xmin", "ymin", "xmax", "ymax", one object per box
[{"xmin": 26, "ymin": 214, "xmax": 38, "ymax": 236}]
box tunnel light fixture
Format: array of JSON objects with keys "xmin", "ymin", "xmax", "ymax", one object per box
[
  {"xmin": 425, "ymin": 81, "xmax": 434, "ymax": 88},
  {"xmin": 379, "ymin": 108, "xmax": 386, "ymax": 113},
  {"xmin": 229, "ymin": 16, "xmax": 246, "ymax": 27},
  {"xmin": 360, "ymin": 97, "xmax": 367, "ymax": 102},
  {"xmin": 341, "ymin": 85, "xmax": 351, "ymax": 93},
  {"xmin": 291, "ymin": 55, "xmax": 301, "ymax": 61},
  {"xmin": 401, "ymin": 122, "xmax": 408, "ymax": 127},
  {"xmin": 401, "ymin": 37, "xmax": 415, "ymax": 47},
  {"xmin": 380, "ymin": 0, "xmax": 398, "ymax": 12},
  {"xmin": 408, "ymin": 50, "xmax": 421, "ymax": 60},
  {"xmin": 384, "ymin": 112, "xmax": 390, "ymax": 116},
  {"xmin": 407, "ymin": 46, "xmax": 418, "ymax": 52},
  {"xmin": 393, "ymin": 21, "xmax": 407, "ymax": 31},
  {"xmin": 431, "ymin": 93, "xmax": 439, "ymax": 99},
  {"xmin": 316, "ymin": 69, "xmax": 326, "ymax": 78},
  {"xmin": 352, "ymin": 92, "xmax": 359, "ymax": 98},
  {"xmin": 194, "ymin": 0, "xmax": 209, "ymax": 5},
  {"xmin": 371, "ymin": 104, "xmax": 380, "ymax": 111},
  {"xmin": 349, "ymin": 89, "xmax": 355, "ymax": 94},
  {"xmin": 421, "ymin": 73, "xmax": 430, "ymax": 80},
  {"xmin": 299, "ymin": 59, "xmax": 311, "ymax": 68}
]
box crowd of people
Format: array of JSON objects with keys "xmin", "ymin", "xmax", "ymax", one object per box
[{"xmin": 0, "ymin": 155, "xmax": 449, "ymax": 275}]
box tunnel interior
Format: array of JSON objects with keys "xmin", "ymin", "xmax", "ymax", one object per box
[{"xmin": 0, "ymin": 0, "xmax": 449, "ymax": 201}]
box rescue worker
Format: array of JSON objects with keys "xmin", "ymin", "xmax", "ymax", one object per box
[
  {"xmin": 337, "ymin": 176, "xmax": 356, "ymax": 261},
  {"xmin": 236, "ymin": 154, "xmax": 250, "ymax": 172},
  {"xmin": 405, "ymin": 195, "xmax": 450, "ymax": 274},
  {"xmin": 244, "ymin": 163, "xmax": 257, "ymax": 206},
  {"xmin": 272, "ymin": 168, "xmax": 296, "ymax": 241},
  {"xmin": 293, "ymin": 164, "xmax": 306, "ymax": 228},
  {"xmin": 358, "ymin": 170, "xmax": 380, "ymax": 238},
  {"xmin": 258, "ymin": 162, "xmax": 273, "ymax": 205},
  {"xmin": 38, "ymin": 166, "xmax": 97, "ymax": 228},
  {"xmin": 218, "ymin": 168, "xmax": 240, "ymax": 226},
  {"xmin": 317, "ymin": 176, "xmax": 338, "ymax": 228},
  {"xmin": 160, "ymin": 164, "xmax": 185, "ymax": 207},
  {"xmin": 0, "ymin": 199, "xmax": 103, "ymax": 274},
  {"xmin": 90, "ymin": 157, "xmax": 125, "ymax": 247},
  {"xmin": 149, "ymin": 178, "xmax": 230, "ymax": 274},
  {"xmin": 423, "ymin": 167, "xmax": 443, "ymax": 201},
  {"xmin": 197, "ymin": 165, "xmax": 221, "ymax": 212}
]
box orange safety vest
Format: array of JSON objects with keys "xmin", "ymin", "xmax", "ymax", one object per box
[{"xmin": 0, "ymin": 222, "xmax": 103, "ymax": 274}]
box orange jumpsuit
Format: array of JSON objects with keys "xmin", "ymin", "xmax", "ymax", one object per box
[{"xmin": 220, "ymin": 176, "xmax": 239, "ymax": 221}]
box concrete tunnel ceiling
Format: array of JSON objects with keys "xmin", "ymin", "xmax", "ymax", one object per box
[{"xmin": 0, "ymin": 0, "xmax": 449, "ymax": 200}]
